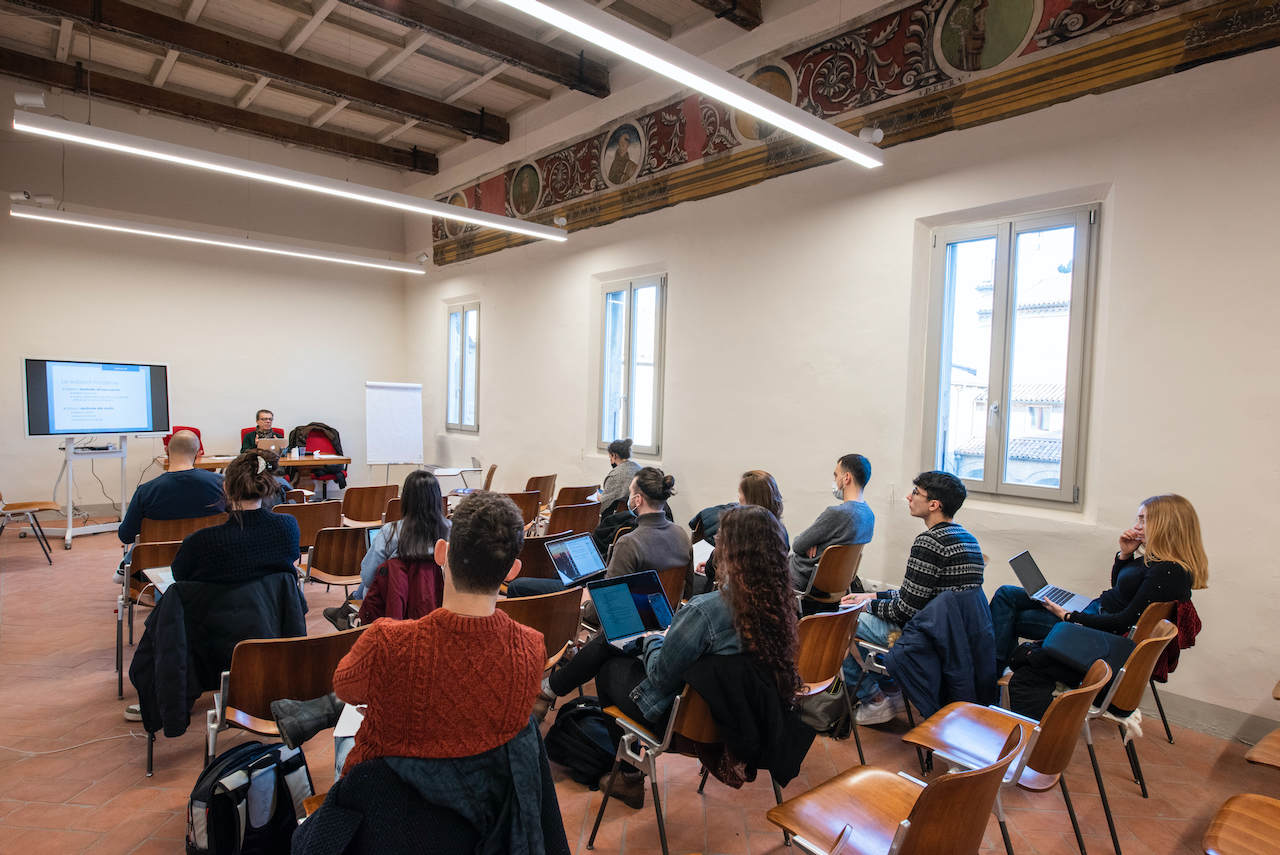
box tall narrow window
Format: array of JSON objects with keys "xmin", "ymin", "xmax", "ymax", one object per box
[
  {"xmin": 599, "ymin": 276, "xmax": 666, "ymax": 455},
  {"xmin": 446, "ymin": 302, "xmax": 479, "ymax": 431},
  {"xmin": 927, "ymin": 205, "xmax": 1096, "ymax": 502}
]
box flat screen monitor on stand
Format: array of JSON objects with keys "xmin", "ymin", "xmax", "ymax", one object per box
[{"xmin": 23, "ymin": 358, "xmax": 171, "ymax": 549}]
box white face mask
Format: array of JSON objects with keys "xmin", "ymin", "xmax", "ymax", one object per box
[{"xmin": 832, "ymin": 480, "xmax": 844, "ymax": 500}]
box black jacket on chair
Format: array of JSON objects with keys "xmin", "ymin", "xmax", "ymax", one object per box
[
  {"xmin": 682, "ymin": 654, "xmax": 816, "ymax": 787},
  {"xmin": 129, "ymin": 572, "xmax": 308, "ymax": 737},
  {"xmin": 883, "ymin": 586, "xmax": 999, "ymax": 718}
]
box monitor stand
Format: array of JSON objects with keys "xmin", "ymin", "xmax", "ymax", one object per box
[{"xmin": 39, "ymin": 435, "xmax": 127, "ymax": 549}]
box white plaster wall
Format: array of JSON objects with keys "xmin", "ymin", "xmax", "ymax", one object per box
[
  {"xmin": 408, "ymin": 47, "xmax": 1280, "ymax": 723},
  {"xmin": 0, "ymin": 80, "xmax": 413, "ymax": 509}
]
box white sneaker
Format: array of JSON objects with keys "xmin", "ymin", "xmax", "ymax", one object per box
[
  {"xmin": 112, "ymin": 569, "xmax": 126, "ymax": 585},
  {"xmin": 855, "ymin": 694, "xmax": 895, "ymax": 726},
  {"xmin": 124, "ymin": 704, "xmax": 142, "ymax": 722},
  {"xmin": 884, "ymin": 689, "xmax": 907, "ymax": 715}
]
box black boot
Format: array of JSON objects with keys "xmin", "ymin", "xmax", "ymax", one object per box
[{"xmin": 271, "ymin": 693, "xmax": 344, "ymax": 749}]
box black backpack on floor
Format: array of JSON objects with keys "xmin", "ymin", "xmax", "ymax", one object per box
[
  {"xmin": 187, "ymin": 740, "xmax": 314, "ymax": 855},
  {"xmin": 543, "ymin": 695, "xmax": 618, "ymax": 786}
]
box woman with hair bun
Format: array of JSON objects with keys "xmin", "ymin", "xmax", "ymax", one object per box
[
  {"xmin": 170, "ymin": 449, "xmax": 301, "ymax": 585},
  {"xmin": 598, "ymin": 438, "xmax": 641, "ymax": 512}
]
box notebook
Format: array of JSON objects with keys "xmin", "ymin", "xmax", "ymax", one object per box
[
  {"xmin": 545, "ymin": 533, "xmax": 607, "ymax": 588},
  {"xmin": 1008, "ymin": 550, "xmax": 1093, "ymax": 612},
  {"xmin": 587, "ymin": 570, "xmax": 675, "ymax": 649}
]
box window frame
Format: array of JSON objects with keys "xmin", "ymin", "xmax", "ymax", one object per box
[
  {"xmin": 445, "ymin": 300, "xmax": 480, "ymax": 433},
  {"xmin": 922, "ymin": 204, "xmax": 1098, "ymax": 504},
  {"xmin": 597, "ymin": 275, "xmax": 667, "ymax": 456}
]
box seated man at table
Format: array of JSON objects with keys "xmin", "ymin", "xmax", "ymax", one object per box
[
  {"xmin": 241, "ymin": 409, "xmax": 284, "ymax": 452},
  {"xmin": 311, "ymin": 491, "xmax": 556, "ymax": 852},
  {"xmin": 115, "ymin": 430, "xmax": 224, "ymax": 577}
]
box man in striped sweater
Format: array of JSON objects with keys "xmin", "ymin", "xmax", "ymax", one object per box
[{"xmin": 841, "ymin": 470, "xmax": 985, "ymax": 725}]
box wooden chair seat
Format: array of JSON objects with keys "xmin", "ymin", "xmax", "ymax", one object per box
[
  {"xmin": 767, "ymin": 765, "xmax": 925, "ymax": 855},
  {"xmin": 554, "ymin": 485, "xmax": 598, "ymax": 506},
  {"xmin": 305, "ymin": 526, "xmax": 367, "ymax": 593},
  {"xmin": 1245, "ymin": 729, "xmax": 1280, "ymax": 770},
  {"xmin": 1203, "ymin": 793, "xmax": 1280, "ymax": 855}
]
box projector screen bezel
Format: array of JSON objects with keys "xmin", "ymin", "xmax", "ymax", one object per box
[{"xmin": 23, "ymin": 357, "xmax": 172, "ymax": 439}]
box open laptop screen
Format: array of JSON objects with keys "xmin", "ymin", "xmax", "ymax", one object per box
[
  {"xmin": 588, "ymin": 571, "xmax": 673, "ymax": 643},
  {"xmin": 546, "ymin": 533, "xmax": 607, "ymax": 587}
]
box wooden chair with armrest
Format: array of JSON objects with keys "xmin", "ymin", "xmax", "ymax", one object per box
[
  {"xmin": 1203, "ymin": 793, "xmax": 1280, "ymax": 855},
  {"xmin": 554, "ymin": 485, "xmax": 598, "ymax": 507},
  {"xmin": 1130, "ymin": 600, "xmax": 1178, "ymax": 743},
  {"xmin": 589, "ymin": 686, "xmax": 789, "ymax": 855},
  {"xmin": 382, "ymin": 497, "xmax": 402, "ymax": 525},
  {"xmin": 1088, "ymin": 619, "xmax": 1178, "ymax": 800},
  {"xmin": 305, "ymin": 526, "xmax": 368, "ymax": 595},
  {"xmin": 205, "ymin": 626, "xmax": 367, "ymax": 764},
  {"xmin": 796, "ymin": 543, "xmax": 865, "ymax": 612},
  {"xmin": 117, "ymin": 540, "xmax": 183, "ymax": 699},
  {"xmin": 503, "ymin": 491, "xmax": 541, "ymax": 532},
  {"xmin": 274, "ymin": 500, "xmax": 342, "ymax": 574},
  {"xmin": 795, "ymin": 608, "xmax": 867, "ymax": 765},
  {"xmin": 904, "ymin": 660, "xmax": 1114, "ymax": 855},
  {"xmin": 766, "ymin": 715, "xmax": 1029, "ymax": 855},
  {"xmin": 514, "ymin": 531, "xmax": 572, "ymax": 581},
  {"xmin": 284, "ymin": 489, "xmax": 313, "ymax": 504},
  {"xmin": 1244, "ymin": 677, "xmax": 1280, "ymax": 771},
  {"xmin": 0, "ymin": 489, "xmax": 62, "ymax": 564},
  {"xmin": 496, "ymin": 586, "xmax": 583, "ymax": 671},
  {"xmin": 545, "ymin": 501, "xmax": 602, "ymax": 537},
  {"xmin": 524, "ymin": 475, "xmax": 557, "ymax": 514},
  {"xmin": 342, "ymin": 485, "xmax": 399, "ymax": 528}
]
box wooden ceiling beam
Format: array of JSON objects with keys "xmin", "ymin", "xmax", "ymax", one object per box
[
  {"xmin": 684, "ymin": 0, "xmax": 760, "ymax": 31},
  {"xmin": 54, "ymin": 18, "xmax": 75, "ymax": 61},
  {"xmin": 0, "ymin": 46, "xmax": 438, "ymax": 172},
  {"xmin": 281, "ymin": 0, "xmax": 339, "ymax": 54},
  {"xmin": 337, "ymin": 0, "xmax": 610, "ymax": 97},
  {"xmin": 5, "ymin": 0, "xmax": 507, "ymax": 141}
]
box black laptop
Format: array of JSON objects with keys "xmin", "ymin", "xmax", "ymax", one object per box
[{"xmin": 587, "ymin": 571, "xmax": 674, "ymax": 649}]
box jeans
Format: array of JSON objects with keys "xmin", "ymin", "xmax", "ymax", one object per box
[
  {"xmin": 989, "ymin": 585, "xmax": 1102, "ymax": 673},
  {"xmin": 842, "ymin": 612, "xmax": 902, "ymax": 705}
]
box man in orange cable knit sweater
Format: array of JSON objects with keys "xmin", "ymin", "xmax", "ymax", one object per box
[{"xmin": 333, "ymin": 491, "xmax": 545, "ymax": 770}]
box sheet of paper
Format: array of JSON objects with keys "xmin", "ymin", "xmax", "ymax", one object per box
[{"xmin": 692, "ymin": 539, "xmax": 714, "ymax": 567}]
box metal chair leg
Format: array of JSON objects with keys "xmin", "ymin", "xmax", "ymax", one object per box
[
  {"xmin": 30, "ymin": 515, "xmax": 53, "ymax": 564},
  {"xmin": 128, "ymin": 598, "xmax": 135, "ymax": 646},
  {"xmin": 1085, "ymin": 723, "xmax": 1122, "ymax": 855},
  {"xmin": 1122, "ymin": 730, "xmax": 1148, "ymax": 798},
  {"xmin": 588, "ymin": 757, "xmax": 624, "ymax": 849},
  {"xmin": 116, "ymin": 593, "xmax": 125, "ymax": 700},
  {"xmin": 1149, "ymin": 681, "xmax": 1174, "ymax": 744},
  {"xmin": 697, "ymin": 766, "xmax": 710, "ymax": 794},
  {"xmin": 994, "ymin": 793, "xmax": 1014, "ymax": 855},
  {"xmin": 1060, "ymin": 774, "xmax": 1088, "ymax": 855},
  {"xmin": 772, "ymin": 775, "xmax": 792, "ymax": 847},
  {"xmin": 841, "ymin": 682, "xmax": 867, "ymax": 765},
  {"xmin": 650, "ymin": 754, "xmax": 669, "ymax": 855},
  {"xmin": 146, "ymin": 731, "xmax": 154, "ymax": 777}
]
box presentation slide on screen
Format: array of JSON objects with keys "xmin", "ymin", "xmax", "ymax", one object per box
[{"xmin": 47, "ymin": 362, "xmax": 152, "ymax": 434}]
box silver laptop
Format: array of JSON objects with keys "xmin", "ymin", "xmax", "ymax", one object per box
[
  {"xmin": 545, "ymin": 533, "xmax": 607, "ymax": 588},
  {"xmin": 1009, "ymin": 551, "xmax": 1092, "ymax": 612},
  {"xmin": 142, "ymin": 566, "xmax": 175, "ymax": 594},
  {"xmin": 587, "ymin": 571, "xmax": 675, "ymax": 649},
  {"xmin": 255, "ymin": 436, "xmax": 287, "ymax": 453}
]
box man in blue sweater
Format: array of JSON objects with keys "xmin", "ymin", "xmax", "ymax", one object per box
[
  {"xmin": 842, "ymin": 470, "xmax": 985, "ymax": 725},
  {"xmin": 790, "ymin": 454, "xmax": 876, "ymax": 597}
]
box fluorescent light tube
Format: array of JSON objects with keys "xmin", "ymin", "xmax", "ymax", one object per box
[
  {"xmin": 10, "ymin": 204, "xmax": 428, "ymax": 273},
  {"xmin": 489, "ymin": 0, "xmax": 883, "ymax": 169},
  {"xmin": 12, "ymin": 111, "xmax": 569, "ymax": 242}
]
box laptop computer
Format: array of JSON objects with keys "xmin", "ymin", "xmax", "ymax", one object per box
[
  {"xmin": 545, "ymin": 533, "xmax": 607, "ymax": 588},
  {"xmin": 1008, "ymin": 550, "xmax": 1093, "ymax": 612},
  {"xmin": 255, "ymin": 436, "xmax": 287, "ymax": 453},
  {"xmin": 587, "ymin": 571, "xmax": 675, "ymax": 649},
  {"xmin": 142, "ymin": 566, "xmax": 175, "ymax": 594}
]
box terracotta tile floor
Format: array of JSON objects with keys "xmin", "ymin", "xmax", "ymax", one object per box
[{"xmin": 2, "ymin": 520, "xmax": 1277, "ymax": 854}]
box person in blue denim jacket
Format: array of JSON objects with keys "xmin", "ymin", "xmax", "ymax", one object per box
[{"xmin": 535, "ymin": 505, "xmax": 802, "ymax": 808}]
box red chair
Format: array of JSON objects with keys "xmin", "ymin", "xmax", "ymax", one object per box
[
  {"xmin": 304, "ymin": 429, "xmax": 346, "ymax": 499},
  {"xmin": 239, "ymin": 426, "xmax": 284, "ymax": 448},
  {"xmin": 163, "ymin": 426, "xmax": 204, "ymax": 455}
]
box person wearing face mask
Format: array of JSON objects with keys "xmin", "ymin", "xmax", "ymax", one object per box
[
  {"xmin": 789, "ymin": 454, "xmax": 875, "ymax": 600},
  {"xmin": 597, "ymin": 438, "xmax": 641, "ymax": 512}
]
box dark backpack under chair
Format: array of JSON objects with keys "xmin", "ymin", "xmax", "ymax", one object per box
[
  {"xmin": 187, "ymin": 741, "xmax": 313, "ymax": 855},
  {"xmin": 543, "ymin": 695, "xmax": 618, "ymax": 787}
]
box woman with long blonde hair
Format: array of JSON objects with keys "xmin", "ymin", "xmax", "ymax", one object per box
[{"xmin": 989, "ymin": 494, "xmax": 1208, "ymax": 675}]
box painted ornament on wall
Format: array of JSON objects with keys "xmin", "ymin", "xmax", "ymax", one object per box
[
  {"xmin": 938, "ymin": 0, "xmax": 1038, "ymax": 73},
  {"xmin": 734, "ymin": 65, "xmax": 797, "ymax": 141},
  {"xmin": 443, "ymin": 192, "xmax": 469, "ymax": 238},
  {"xmin": 602, "ymin": 123, "xmax": 645, "ymax": 187},
  {"xmin": 511, "ymin": 164, "xmax": 541, "ymax": 216}
]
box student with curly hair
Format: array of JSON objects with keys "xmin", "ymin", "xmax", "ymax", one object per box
[{"xmin": 536, "ymin": 505, "xmax": 802, "ymax": 808}]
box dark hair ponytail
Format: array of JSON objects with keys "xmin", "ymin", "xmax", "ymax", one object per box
[
  {"xmin": 634, "ymin": 467, "xmax": 676, "ymax": 505},
  {"xmin": 223, "ymin": 449, "xmax": 281, "ymax": 523}
]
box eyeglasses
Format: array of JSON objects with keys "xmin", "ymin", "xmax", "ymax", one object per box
[
  {"xmin": 258, "ymin": 416, "xmax": 273, "ymax": 422},
  {"xmin": 910, "ymin": 487, "xmax": 928, "ymax": 499}
]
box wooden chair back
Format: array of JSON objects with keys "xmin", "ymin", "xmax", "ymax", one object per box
[
  {"xmin": 1027, "ymin": 659, "xmax": 1112, "ymax": 777},
  {"xmin": 383, "ymin": 497, "xmax": 402, "ymax": 525},
  {"xmin": 284, "ymin": 489, "xmax": 308, "ymax": 504},
  {"xmin": 129, "ymin": 541, "xmax": 183, "ymax": 572},
  {"xmin": 670, "ymin": 687, "xmax": 722, "ymax": 745},
  {"xmin": 274, "ymin": 500, "xmax": 342, "ymax": 550},
  {"xmin": 524, "ymin": 475, "xmax": 557, "ymax": 509},
  {"xmin": 654, "ymin": 565, "xmax": 687, "ymax": 611},
  {"xmin": 796, "ymin": 608, "xmax": 860, "ymax": 686},
  {"xmin": 517, "ymin": 531, "xmax": 572, "ymax": 580},
  {"xmin": 342, "ymin": 485, "xmax": 399, "ymax": 524},
  {"xmin": 808, "ymin": 543, "xmax": 864, "ymax": 600},
  {"xmin": 611, "ymin": 522, "xmax": 636, "ymax": 545},
  {"xmin": 225, "ymin": 627, "xmax": 367, "ymax": 722},
  {"xmin": 546, "ymin": 501, "xmax": 602, "ymax": 537},
  {"xmin": 504, "ymin": 491, "xmax": 541, "ymax": 526},
  {"xmin": 690, "ymin": 516, "xmax": 707, "ymax": 544},
  {"xmin": 481, "ymin": 464, "xmax": 496, "ymax": 490},
  {"xmin": 139, "ymin": 513, "xmax": 228, "ymax": 544},
  {"xmin": 1133, "ymin": 601, "xmax": 1176, "ymax": 641},
  {"xmin": 898, "ymin": 723, "xmax": 1027, "ymax": 855},
  {"xmin": 1108, "ymin": 619, "xmax": 1177, "ymax": 712},
  {"xmin": 555, "ymin": 485, "xmax": 598, "ymax": 506},
  {"xmin": 497, "ymin": 586, "xmax": 583, "ymax": 663},
  {"xmin": 310, "ymin": 526, "xmax": 367, "ymax": 580}
]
